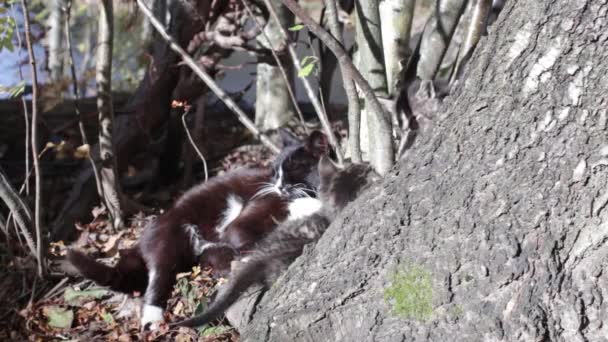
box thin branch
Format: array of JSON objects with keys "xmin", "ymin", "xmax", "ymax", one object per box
[
  {"xmin": 0, "ymin": 169, "xmax": 36, "ymax": 258},
  {"xmin": 11, "ymin": 3, "xmax": 30, "ymax": 195},
  {"xmin": 325, "ymin": 0, "xmax": 361, "ymax": 162},
  {"xmin": 263, "ymin": 0, "xmax": 344, "ymax": 164},
  {"xmin": 136, "ymin": 0, "xmax": 280, "ymax": 154},
  {"xmin": 182, "ymin": 108, "xmax": 209, "ymax": 182},
  {"xmin": 281, "ymin": 0, "xmax": 393, "ymax": 174},
  {"xmin": 20, "ymin": 0, "xmax": 45, "ymax": 278},
  {"xmin": 64, "ymin": 0, "xmax": 105, "ymax": 198},
  {"xmin": 241, "ymin": 0, "xmax": 307, "ymax": 133}
]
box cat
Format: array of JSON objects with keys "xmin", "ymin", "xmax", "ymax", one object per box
[
  {"xmin": 67, "ymin": 129, "xmax": 329, "ymax": 329},
  {"xmin": 172, "ymin": 156, "xmax": 379, "ymax": 328}
]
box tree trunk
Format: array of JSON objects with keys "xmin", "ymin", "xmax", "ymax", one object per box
[
  {"xmin": 243, "ymin": 0, "xmax": 608, "ymax": 340},
  {"xmin": 417, "ymin": 0, "xmax": 468, "ymax": 90},
  {"xmin": 380, "ymin": 0, "xmax": 415, "ymax": 96},
  {"xmin": 354, "ymin": 0, "xmax": 393, "ymax": 173},
  {"xmin": 255, "ymin": 0, "xmax": 294, "ymax": 131},
  {"xmin": 47, "ymin": 0, "xmax": 64, "ymax": 81},
  {"xmin": 97, "ymin": 0, "xmax": 124, "ymax": 229}
]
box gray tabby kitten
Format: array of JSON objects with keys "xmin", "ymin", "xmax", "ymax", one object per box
[{"xmin": 173, "ymin": 156, "xmax": 379, "ymax": 328}]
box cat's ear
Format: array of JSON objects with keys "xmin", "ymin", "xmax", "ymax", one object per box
[
  {"xmin": 318, "ymin": 156, "xmax": 338, "ymax": 184},
  {"xmin": 279, "ymin": 128, "xmax": 301, "ymax": 147},
  {"xmin": 307, "ymin": 131, "xmax": 329, "ymax": 157}
]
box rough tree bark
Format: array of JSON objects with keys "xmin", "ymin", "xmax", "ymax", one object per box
[
  {"xmin": 255, "ymin": 0, "xmax": 295, "ymax": 131},
  {"xmin": 243, "ymin": 0, "xmax": 608, "ymax": 340}
]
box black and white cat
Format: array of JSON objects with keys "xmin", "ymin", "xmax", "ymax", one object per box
[
  {"xmin": 172, "ymin": 156, "xmax": 379, "ymax": 328},
  {"xmin": 67, "ymin": 129, "xmax": 329, "ymax": 329}
]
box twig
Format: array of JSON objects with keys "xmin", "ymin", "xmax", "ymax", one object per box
[
  {"xmin": 11, "ymin": 3, "xmax": 30, "ymax": 195},
  {"xmin": 42, "ymin": 277, "xmax": 69, "ymax": 301},
  {"xmin": 241, "ymin": 0, "xmax": 308, "ymax": 133},
  {"xmin": 182, "ymin": 108, "xmax": 209, "ymax": 182},
  {"xmin": 64, "ymin": 0, "xmax": 105, "ymax": 198},
  {"xmin": 20, "ymin": 0, "xmax": 45, "ymax": 278},
  {"xmin": 281, "ymin": 0, "xmax": 394, "ymax": 174},
  {"xmin": 136, "ymin": 0, "xmax": 280, "ymax": 154},
  {"xmin": 0, "ymin": 170, "xmax": 35, "ymax": 256},
  {"xmin": 325, "ymin": 0, "xmax": 361, "ymax": 162},
  {"xmin": 263, "ymin": 0, "xmax": 344, "ymax": 164}
]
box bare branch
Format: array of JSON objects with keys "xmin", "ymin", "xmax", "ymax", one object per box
[
  {"xmin": 417, "ymin": 0, "xmax": 468, "ymax": 89},
  {"xmin": 20, "ymin": 0, "xmax": 45, "ymax": 278},
  {"xmin": 451, "ymin": 0, "xmax": 492, "ymax": 85},
  {"xmin": 264, "ymin": 0, "xmax": 344, "ymax": 164},
  {"xmin": 182, "ymin": 108, "xmax": 209, "ymax": 183},
  {"xmin": 0, "ymin": 169, "xmax": 36, "ymax": 258},
  {"xmin": 136, "ymin": 0, "xmax": 281, "ymax": 154},
  {"xmin": 281, "ymin": 0, "xmax": 394, "ymax": 174},
  {"xmin": 325, "ymin": 0, "xmax": 361, "ymax": 162},
  {"xmin": 64, "ymin": 0, "xmax": 105, "ymax": 198},
  {"xmin": 241, "ymin": 0, "xmax": 307, "ymax": 132}
]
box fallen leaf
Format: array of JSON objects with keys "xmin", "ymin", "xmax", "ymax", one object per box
[
  {"xmin": 102, "ymin": 231, "xmax": 124, "ymax": 254},
  {"xmin": 42, "ymin": 306, "xmax": 73, "ymax": 329},
  {"xmin": 172, "ymin": 301, "xmax": 184, "ymax": 316},
  {"xmin": 101, "ymin": 312, "xmax": 114, "ymax": 325},
  {"xmin": 199, "ymin": 325, "xmax": 231, "ymax": 337},
  {"xmin": 92, "ymin": 205, "xmax": 107, "ymax": 219},
  {"xmin": 118, "ymin": 333, "xmax": 132, "ymax": 342},
  {"xmin": 64, "ymin": 287, "xmax": 108, "ymax": 304},
  {"xmin": 175, "ymin": 332, "xmax": 192, "ymax": 342}
]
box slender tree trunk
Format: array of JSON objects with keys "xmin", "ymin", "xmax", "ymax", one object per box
[
  {"xmin": 245, "ymin": 0, "xmax": 608, "ymax": 340},
  {"xmin": 325, "ymin": 0, "xmax": 361, "ymax": 162},
  {"xmin": 97, "ymin": 0, "xmax": 124, "ymax": 229},
  {"xmin": 354, "ymin": 0, "xmax": 393, "ymax": 172},
  {"xmin": 417, "ymin": 0, "xmax": 468, "ymax": 94},
  {"xmin": 255, "ymin": 0, "xmax": 295, "ymax": 131},
  {"xmin": 380, "ymin": 0, "xmax": 415, "ymax": 96},
  {"xmin": 47, "ymin": 0, "xmax": 64, "ymax": 81},
  {"xmin": 451, "ymin": 0, "xmax": 492, "ymax": 84}
]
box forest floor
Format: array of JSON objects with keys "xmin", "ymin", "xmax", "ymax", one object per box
[{"xmin": 0, "ymin": 118, "xmax": 348, "ymax": 342}]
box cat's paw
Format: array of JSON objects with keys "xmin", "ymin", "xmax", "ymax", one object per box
[{"xmin": 141, "ymin": 304, "xmax": 164, "ymax": 331}]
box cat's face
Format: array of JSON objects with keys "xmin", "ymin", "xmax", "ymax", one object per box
[
  {"xmin": 318, "ymin": 157, "xmax": 379, "ymax": 212},
  {"xmin": 268, "ymin": 129, "xmax": 330, "ymax": 197}
]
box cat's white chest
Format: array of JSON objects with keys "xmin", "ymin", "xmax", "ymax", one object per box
[{"xmin": 287, "ymin": 197, "xmax": 322, "ymax": 221}]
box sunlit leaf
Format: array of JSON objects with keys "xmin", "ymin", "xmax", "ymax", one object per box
[
  {"xmin": 198, "ymin": 324, "xmax": 231, "ymax": 336},
  {"xmin": 288, "ymin": 24, "xmax": 305, "ymax": 31},
  {"xmin": 298, "ymin": 62, "xmax": 315, "ymax": 77},
  {"xmin": 42, "ymin": 306, "xmax": 73, "ymax": 329}
]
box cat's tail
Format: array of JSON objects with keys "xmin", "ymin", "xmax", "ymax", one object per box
[
  {"xmin": 171, "ymin": 246, "xmax": 297, "ymax": 328},
  {"xmin": 67, "ymin": 247, "xmax": 148, "ymax": 294}
]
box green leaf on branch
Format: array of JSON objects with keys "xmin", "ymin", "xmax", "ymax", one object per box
[
  {"xmin": 298, "ymin": 62, "xmax": 315, "ymax": 77},
  {"xmin": 288, "ymin": 24, "xmax": 305, "ymax": 31}
]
